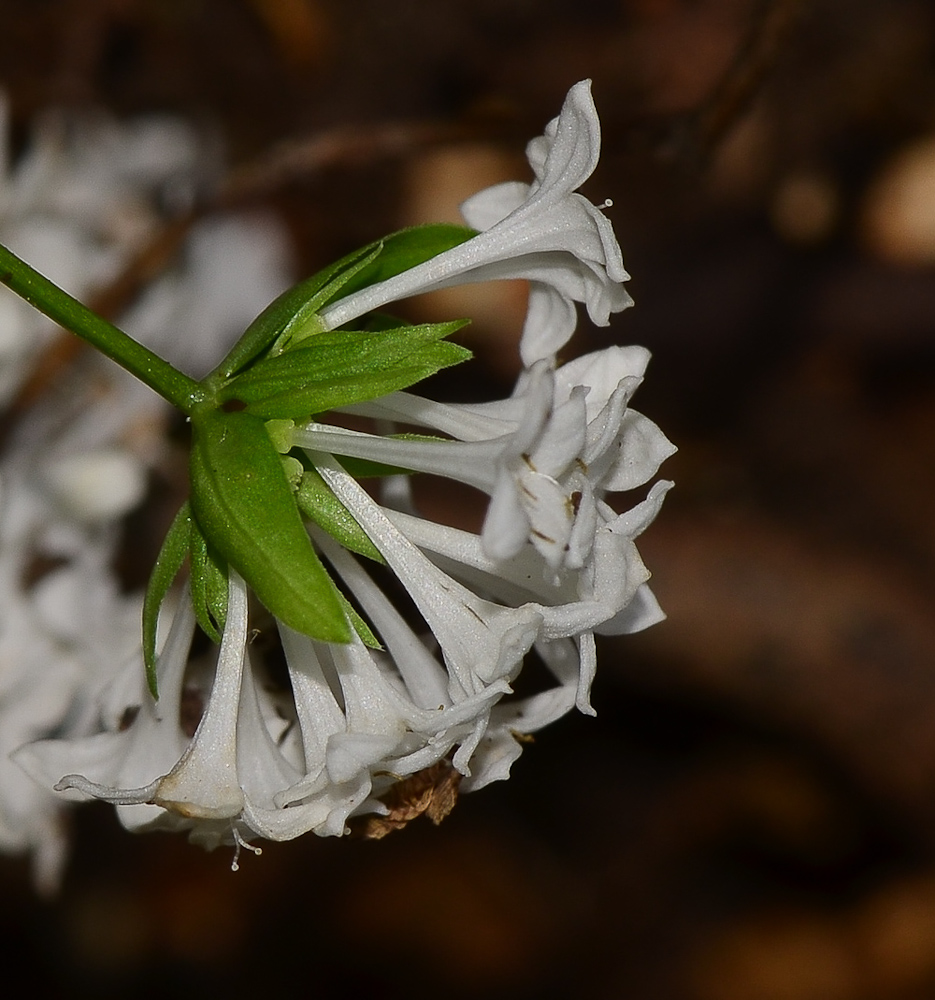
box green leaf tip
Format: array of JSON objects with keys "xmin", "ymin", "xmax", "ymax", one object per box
[
  {"xmin": 202, "ymin": 222, "xmax": 476, "ymax": 390},
  {"xmin": 296, "ymin": 466, "xmax": 384, "ymax": 564},
  {"xmin": 204, "ymin": 241, "xmax": 384, "ymax": 386},
  {"xmin": 219, "ymin": 319, "xmax": 470, "ymax": 421},
  {"xmin": 190, "ymin": 520, "xmax": 229, "ymax": 645},
  {"xmin": 142, "ymin": 502, "xmax": 192, "ymax": 699}
]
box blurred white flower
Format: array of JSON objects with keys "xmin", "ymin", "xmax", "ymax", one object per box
[
  {"xmin": 0, "ymin": 96, "xmax": 292, "ymax": 887},
  {"xmin": 0, "ymin": 454, "xmax": 143, "ymax": 892}
]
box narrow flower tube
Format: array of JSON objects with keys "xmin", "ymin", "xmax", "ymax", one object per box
[
  {"xmin": 294, "ymin": 345, "xmax": 675, "ymax": 573},
  {"xmin": 317, "ymin": 80, "xmax": 632, "ymax": 364}
]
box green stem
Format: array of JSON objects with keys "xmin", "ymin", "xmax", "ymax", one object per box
[{"xmin": 0, "ymin": 242, "xmax": 204, "ymax": 414}]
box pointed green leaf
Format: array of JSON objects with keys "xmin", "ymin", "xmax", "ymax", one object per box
[
  {"xmin": 223, "ymin": 321, "xmax": 468, "ymax": 399},
  {"xmin": 219, "ymin": 322, "xmax": 470, "ymax": 419},
  {"xmin": 142, "ymin": 502, "xmax": 192, "ymax": 699},
  {"xmin": 189, "ymin": 407, "xmax": 351, "ymax": 643},
  {"xmin": 296, "ymin": 467, "xmax": 384, "ymax": 563},
  {"xmin": 190, "ymin": 518, "xmax": 229, "ymax": 645},
  {"xmin": 266, "ymin": 243, "xmax": 386, "ymax": 356},
  {"xmin": 203, "ymin": 223, "xmax": 476, "ymax": 387},
  {"xmin": 338, "ymin": 592, "xmax": 383, "ymax": 649},
  {"xmin": 204, "ymin": 242, "xmax": 382, "ymax": 384},
  {"xmin": 244, "ymin": 351, "xmax": 470, "ymax": 419}
]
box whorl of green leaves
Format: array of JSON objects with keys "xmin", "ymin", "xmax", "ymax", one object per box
[{"xmin": 143, "ymin": 224, "xmax": 476, "ymax": 696}]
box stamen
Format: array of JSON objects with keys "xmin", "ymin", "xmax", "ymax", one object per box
[{"xmin": 230, "ymin": 827, "xmax": 263, "ymax": 872}]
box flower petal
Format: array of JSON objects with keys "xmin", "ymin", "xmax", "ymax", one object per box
[{"xmin": 151, "ymin": 571, "xmax": 250, "ymax": 820}]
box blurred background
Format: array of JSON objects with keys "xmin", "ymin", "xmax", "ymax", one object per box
[{"xmin": 3, "ymin": 0, "xmax": 935, "ymax": 997}]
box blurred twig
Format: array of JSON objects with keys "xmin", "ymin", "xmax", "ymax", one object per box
[
  {"xmin": 216, "ymin": 119, "xmax": 469, "ymax": 205},
  {"xmin": 666, "ymin": 0, "xmax": 807, "ymax": 168}
]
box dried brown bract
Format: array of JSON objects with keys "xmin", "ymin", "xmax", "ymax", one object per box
[{"xmin": 353, "ymin": 761, "xmax": 462, "ymax": 840}]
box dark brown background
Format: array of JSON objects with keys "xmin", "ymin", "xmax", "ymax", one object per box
[{"xmin": 3, "ymin": 1, "xmax": 935, "ymax": 997}]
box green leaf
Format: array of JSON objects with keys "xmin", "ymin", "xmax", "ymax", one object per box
[
  {"xmin": 219, "ymin": 321, "xmax": 470, "ymax": 419},
  {"xmin": 202, "ymin": 223, "xmax": 476, "ymax": 387},
  {"xmin": 201, "ymin": 223, "xmax": 476, "ymax": 391},
  {"xmin": 189, "ymin": 407, "xmax": 351, "ymax": 643},
  {"xmin": 204, "ymin": 242, "xmax": 382, "ymax": 384},
  {"xmin": 190, "ymin": 518, "xmax": 229, "ymax": 645},
  {"xmin": 266, "ymin": 243, "xmax": 386, "ymax": 356},
  {"xmin": 142, "ymin": 502, "xmax": 192, "ymax": 699},
  {"xmin": 224, "ymin": 321, "xmax": 468, "ymax": 397},
  {"xmin": 338, "ymin": 592, "xmax": 382, "ymax": 650},
  {"xmin": 247, "ymin": 352, "xmax": 470, "ymax": 419},
  {"xmin": 296, "ymin": 467, "xmax": 384, "ymax": 563}
]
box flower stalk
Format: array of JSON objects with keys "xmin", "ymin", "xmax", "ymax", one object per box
[{"xmin": 0, "ymin": 242, "xmax": 204, "ymax": 414}]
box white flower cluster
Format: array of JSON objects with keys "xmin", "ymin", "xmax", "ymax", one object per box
[
  {"xmin": 0, "ymin": 94, "xmax": 290, "ymax": 889},
  {"xmin": 8, "ymin": 81, "xmax": 674, "ymax": 873}
]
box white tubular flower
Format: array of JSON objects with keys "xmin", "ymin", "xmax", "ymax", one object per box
[
  {"xmin": 293, "ymin": 343, "xmax": 676, "ymax": 574},
  {"xmin": 23, "ymin": 439, "xmax": 668, "ymax": 848},
  {"xmin": 18, "ymin": 574, "xmax": 296, "ymax": 851},
  {"xmin": 14, "ymin": 591, "xmax": 197, "ymax": 837},
  {"xmin": 381, "ymin": 483, "xmax": 671, "ymax": 719},
  {"xmin": 10, "ymin": 81, "xmax": 671, "ymax": 865},
  {"xmin": 317, "ymin": 79, "xmax": 632, "ymax": 365},
  {"xmin": 21, "ymin": 537, "xmax": 538, "ymax": 848}
]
